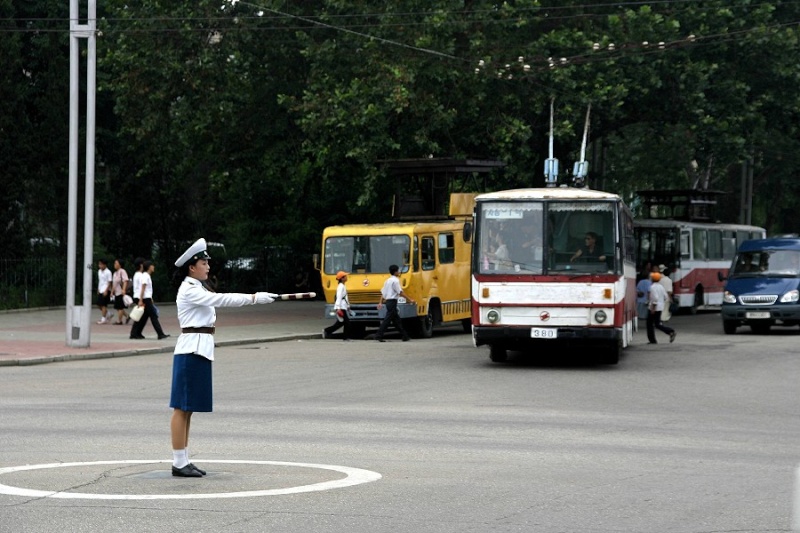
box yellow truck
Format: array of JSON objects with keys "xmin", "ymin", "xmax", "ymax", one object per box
[{"xmin": 318, "ymin": 193, "xmax": 475, "ymax": 338}]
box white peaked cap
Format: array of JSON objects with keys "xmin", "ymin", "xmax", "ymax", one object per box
[{"xmin": 175, "ymin": 238, "xmax": 210, "ymax": 267}]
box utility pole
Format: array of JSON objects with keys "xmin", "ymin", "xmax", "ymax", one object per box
[
  {"xmin": 739, "ymin": 156, "xmax": 753, "ymax": 226},
  {"xmin": 66, "ymin": 0, "xmax": 97, "ymax": 347}
]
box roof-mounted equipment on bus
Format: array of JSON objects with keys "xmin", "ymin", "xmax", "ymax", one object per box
[
  {"xmin": 544, "ymin": 97, "xmax": 559, "ymax": 187},
  {"xmin": 571, "ymin": 104, "xmax": 591, "ymax": 189}
]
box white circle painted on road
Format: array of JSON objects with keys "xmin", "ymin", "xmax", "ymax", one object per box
[{"xmin": 0, "ymin": 460, "xmax": 382, "ymax": 500}]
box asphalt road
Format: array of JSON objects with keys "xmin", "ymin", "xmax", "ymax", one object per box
[{"xmin": 1, "ymin": 312, "xmax": 798, "ymax": 532}]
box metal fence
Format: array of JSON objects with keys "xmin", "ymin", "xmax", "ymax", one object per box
[
  {"xmin": 0, "ymin": 258, "xmax": 68, "ymax": 310},
  {"xmin": 0, "ymin": 248, "xmax": 321, "ymax": 311}
]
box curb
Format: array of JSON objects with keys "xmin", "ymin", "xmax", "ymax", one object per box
[{"xmin": 0, "ymin": 333, "xmax": 322, "ymax": 367}]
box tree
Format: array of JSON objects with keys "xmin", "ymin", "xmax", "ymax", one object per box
[{"xmin": 0, "ymin": 0, "xmax": 71, "ymax": 257}]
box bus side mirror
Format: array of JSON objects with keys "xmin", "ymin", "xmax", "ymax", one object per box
[
  {"xmin": 312, "ymin": 253, "xmax": 320, "ymax": 270},
  {"xmin": 717, "ymin": 271, "xmax": 726, "ymax": 282},
  {"xmin": 463, "ymin": 222, "xmax": 472, "ymax": 243}
]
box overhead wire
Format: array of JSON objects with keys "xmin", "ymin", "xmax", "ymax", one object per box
[
  {"xmin": 2, "ymin": 0, "xmax": 799, "ymax": 93},
  {"xmin": 3, "ymin": 0, "xmax": 800, "ymax": 30}
]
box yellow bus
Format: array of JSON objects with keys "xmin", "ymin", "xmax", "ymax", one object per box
[{"xmin": 318, "ymin": 194, "xmax": 476, "ymax": 338}]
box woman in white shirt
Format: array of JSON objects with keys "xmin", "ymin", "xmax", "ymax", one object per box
[
  {"xmin": 128, "ymin": 258, "xmax": 145, "ymax": 338},
  {"xmin": 129, "ymin": 260, "xmax": 170, "ymax": 340},
  {"xmin": 168, "ymin": 238, "xmax": 277, "ymax": 478},
  {"xmin": 323, "ymin": 271, "xmax": 351, "ymax": 340}
]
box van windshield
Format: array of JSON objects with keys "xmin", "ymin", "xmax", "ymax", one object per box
[{"xmin": 732, "ymin": 250, "xmax": 800, "ymax": 277}]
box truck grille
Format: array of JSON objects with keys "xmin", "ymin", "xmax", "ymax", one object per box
[
  {"xmin": 349, "ymin": 292, "xmax": 382, "ymax": 304},
  {"xmin": 739, "ymin": 295, "xmax": 778, "ymax": 305}
]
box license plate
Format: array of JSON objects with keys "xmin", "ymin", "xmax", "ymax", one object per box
[
  {"xmin": 746, "ymin": 311, "xmax": 771, "ymax": 319},
  {"xmin": 530, "ymin": 327, "xmax": 557, "ymax": 339}
]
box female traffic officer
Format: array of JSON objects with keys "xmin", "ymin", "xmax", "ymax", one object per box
[{"xmin": 169, "ymin": 238, "xmax": 277, "ymax": 477}]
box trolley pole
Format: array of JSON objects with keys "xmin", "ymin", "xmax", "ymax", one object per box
[{"xmin": 65, "ymin": 0, "xmax": 97, "ymax": 347}]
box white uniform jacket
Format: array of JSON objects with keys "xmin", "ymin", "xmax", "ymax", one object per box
[
  {"xmin": 333, "ymin": 283, "xmax": 349, "ymax": 312},
  {"xmin": 173, "ymin": 277, "xmax": 255, "ymax": 361}
]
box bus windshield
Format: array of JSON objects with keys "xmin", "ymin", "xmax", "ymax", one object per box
[
  {"xmin": 324, "ymin": 235, "xmax": 410, "ymax": 274},
  {"xmin": 731, "ymin": 249, "xmax": 800, "ymax": 277},
  {"xmin": 477, "ymin": 200, "xmax": 617, "ymax": 274}
]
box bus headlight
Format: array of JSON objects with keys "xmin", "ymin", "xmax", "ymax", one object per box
[
  {"xmin": 594, "ymin": 310, "xmax": 607, "ymax": 324},
  {"xmin": 723, "ymin": 291, "xmax": 737, "ymax": 304},
  {"xmin": 487, "ymin": 309, "xmax": 500, "ymax": 324},
  {"xmin": 780, "ymin": 290, "xmax": 799, "ymax": 303}
]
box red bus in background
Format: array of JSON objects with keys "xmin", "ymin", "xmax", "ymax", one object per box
[{"xmin": 634, "ymin": 219, "xmax": 766, "ymax": 313}]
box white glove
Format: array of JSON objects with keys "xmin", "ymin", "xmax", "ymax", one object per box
[
  {"xmin": 254, "ymin": 292, "xmax": 275, "ymax": 304},
  {"xmin": 267, "ymin": 292, "xmax": 280, "ymax": 300}
]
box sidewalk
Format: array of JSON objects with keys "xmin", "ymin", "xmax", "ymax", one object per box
[{"xmin": 0, "ymin": 300, "xmax": 326, "ymax": 366}]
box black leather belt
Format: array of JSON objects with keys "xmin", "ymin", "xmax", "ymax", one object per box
[{"xmin": 181, "ymin": 327, "xmax": 215, "ymax": 335}]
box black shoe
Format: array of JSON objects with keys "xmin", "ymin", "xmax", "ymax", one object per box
[
  {"xmin": 376, "ymin": 337, "xmax": 385, "ymax": 342},
  {"xmin": 188, "ymin": 463, "xmax": 206, "ymax": 476},
  {"xmin": 172, "ymin": 464, "xmax": 203, "ymax": 478},
  {"xmin": 402, "ymin": 337, "xmax": 410, "ymax": 342},
  {"xmin": 669, "ymin": 331, "xmax": 676, "ymax": 343},
  {"xmin": 158, "ymin": 334, "xmax": 171, "ymax": 340},
  {"xmin": 130, "ymin": 335, "xmax": 145, "ymax": 339}
]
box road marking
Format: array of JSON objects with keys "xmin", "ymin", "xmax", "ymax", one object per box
[
  {"xmin": 0, "ymin": 460, "xmax": 381, "ymax": 500},
  {"xmin": 793, "ymin": 464, "xmax": 800, "ymax": 531}
]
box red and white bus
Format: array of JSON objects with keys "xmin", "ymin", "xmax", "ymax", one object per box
[
  {"xmin": 471, "ymin": 188, "xmax": 637, "ymax": 364},
  {"xmin": 634, "ymin": 219, "xmax": 766, "ymax": 312}
]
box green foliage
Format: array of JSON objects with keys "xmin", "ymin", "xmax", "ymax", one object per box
[{"xmin": 5, "ymin": 0, "xmax": 800, "ymax": 286}]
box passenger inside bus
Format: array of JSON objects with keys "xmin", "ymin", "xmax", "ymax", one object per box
[
  {"xmin": 492, "ymin": 232, "xmax": 512, "ymax": 271},
  {"xmin": 570, "ymin": 232, "xmax": 607, "ymax": 263},
  {"xmin": 515, "ymin": 220, "xmax": 545, "ymax": 266}
]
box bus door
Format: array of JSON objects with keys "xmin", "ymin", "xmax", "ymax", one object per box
[{"xmin": 414, "ymin": 234, "xmax": 436, "ymax": 312}]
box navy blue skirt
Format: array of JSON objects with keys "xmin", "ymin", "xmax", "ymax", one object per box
[{"xmin": 170, "ymin": 353, "xmax": 213, "ymax": 412}]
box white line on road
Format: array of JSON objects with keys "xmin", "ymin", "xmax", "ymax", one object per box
[{"xmin": 0, "ymin": 460, "xmax": 382, "ymax": 500}]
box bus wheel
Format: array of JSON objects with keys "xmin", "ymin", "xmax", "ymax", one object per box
[
  {"xmin": 415, "ymin": 306, "xmax": 434, "ymax": 338},
  {"xmin": 722, "ymin": 320, "xmax": 737, "ymax": 335},
  {"xmin": 461, "ymin": 318, "xmax": 472, "ymax": 334},
  {"xmin": 689, "ymin": 288, "xmax": 703, "ymax": 315},
  {"xmin": 489, "ymin": 345, "xmax": 507, "ymax": 363}
]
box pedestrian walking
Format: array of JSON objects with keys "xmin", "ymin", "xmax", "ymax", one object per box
[
  {"xmin": 657, "ymin": 264, "xmax": 675, "ymax": 322},
  {"xmin": 636, "ymin": 263, "xmax": 652, "ymax": 320},
  {"xmin": 323, "ymin": 271, "xmax": 352, "ymax": 340},
  {"xmin": 111, "ymin": 258, "xmax": 131, "ymax": 325},
  {"xmin": 129, "ymin": 259, "xmax": 170, "ymax": 340},
  {"xmin": 375, "ymin": 264, "xmax": 415, "ymax": 342},
  {"xmin": 647, "ymin": 272, "xmax": 676, "ymax": 344},
  {"xmin": 96, "ymin": 259, "xmax": 112, "ymax": 324},
  {"xmin": 168, "ymin": 238, "xmax": 278, "ymax": 477}
]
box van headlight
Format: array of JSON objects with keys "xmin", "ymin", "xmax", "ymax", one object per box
[
  {"xmin": 487, "ymin": 309, "xmax": 500, "ymax": 323},
  {"xmin": 594, "ymin": 310, "xmax": 607, "ymax": 323},
  {"xmin": 780, "ymin": 290, "xmax": 799, "ymax": 303},
  {"xmin": 723, "ymin": 291, "xmax": 737, "ymax": 304}
]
